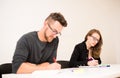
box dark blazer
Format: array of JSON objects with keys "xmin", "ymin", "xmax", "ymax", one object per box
[{"xmin": 69, "ymin": 41, "xmax": 101, "ymax": 67}]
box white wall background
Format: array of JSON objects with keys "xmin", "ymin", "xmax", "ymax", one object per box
[{"xmin": 0, "ymin": 0, "xmax": 120, "ymax": 64}]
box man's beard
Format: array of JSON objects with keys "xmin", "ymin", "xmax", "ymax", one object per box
[
  {"xmin": 44, "ymin": 29, "xmax": 53, "ymax": 42},
  {"xmin": 44, "ymin": 29, "xmax": 48, "ymax": 42}
]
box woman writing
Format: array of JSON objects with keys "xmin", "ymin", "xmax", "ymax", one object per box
[{"xmin": 69, "ymin": 29, "xmax": 103, "ymax": 67}]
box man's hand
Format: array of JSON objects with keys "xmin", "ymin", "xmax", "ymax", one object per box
[{"xmin": 46, "ymin": 63, "xmax": 61, "ymax": 70}]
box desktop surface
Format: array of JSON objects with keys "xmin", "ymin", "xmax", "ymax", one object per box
[{"xmin": 2, "ymin": 64, "xmax": 120, "ymax": 78}]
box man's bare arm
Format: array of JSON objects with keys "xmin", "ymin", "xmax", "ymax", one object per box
[{"xmin": 16, "ymin": 62, "xmax": 61, "ymax": 74}]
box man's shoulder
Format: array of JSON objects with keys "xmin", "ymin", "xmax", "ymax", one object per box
[
  {"xmin": 24, "ymin": 31, "xmax": 37, "ymax": 36},
  {"xmin": 18, "ymin": 31, "xmax": 37, "ymax": 41},
  {"xmin": 21, "ymin": 31, "xmax": 37, "ymax": 38}
]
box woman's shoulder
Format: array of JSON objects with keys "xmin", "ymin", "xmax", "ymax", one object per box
[
  {"xmin": 74, "ymin": 41, "xmax": 87, "ymax": 50},
  {"xmin": 76, "ymin": 41, "xmax": 85, "ymax": 47}
]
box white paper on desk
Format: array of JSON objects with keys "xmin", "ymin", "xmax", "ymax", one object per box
[{"xmin": 32, "ymin": 70, "xmax": 60, "ymax": 78}]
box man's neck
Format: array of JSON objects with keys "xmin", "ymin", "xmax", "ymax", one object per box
[{"xmin": 37, "ymin": 30, "xmax": 47, "ymax": 42}]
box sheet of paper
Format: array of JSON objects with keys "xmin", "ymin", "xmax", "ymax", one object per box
[{"xmin": 32, "ymin": 70, "xmax": 61, "ymax": 78}]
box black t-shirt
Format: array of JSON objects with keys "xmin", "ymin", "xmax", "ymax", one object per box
[{"xmin": 12, "ymin": 31, "xmax": 59, "ymax": 73}]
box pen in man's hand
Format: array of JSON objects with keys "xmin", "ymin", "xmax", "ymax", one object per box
[{"xmin": 53, "ymin": 57, "xmax": 56, "ymax": 62}]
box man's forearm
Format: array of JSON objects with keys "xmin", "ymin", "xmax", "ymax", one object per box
[{"xmin": 16, "ymin": 62, "xmax": 50, "ymax": 74}]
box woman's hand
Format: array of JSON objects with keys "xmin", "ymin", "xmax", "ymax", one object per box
[{"xmin": 87, "ymin": 59, "xmax": 99, "ymax": 66}]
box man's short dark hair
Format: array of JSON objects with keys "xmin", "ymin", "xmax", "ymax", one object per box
[{"xmin": 45, "ymin": 12, "xmax": 67, "ymax": 27}]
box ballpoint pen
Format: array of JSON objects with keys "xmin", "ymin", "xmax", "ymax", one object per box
[
  {"xmin": 98, "ymin": 64, "xmax": 110, "ymax": 67},
  {"xmin": 88, "ymin": 58, "xmax": 94, "ymax": 61},
  {"xmin": 53, "ymin": 57, "xmax": 56, "ymax": 62}
]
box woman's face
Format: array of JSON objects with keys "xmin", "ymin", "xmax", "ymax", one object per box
[{"xmin": 88, "ymin": 33, "xmax": 100, "ymax": 47}]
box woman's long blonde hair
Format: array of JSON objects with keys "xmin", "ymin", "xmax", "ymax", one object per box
[{"xmin": 85, "ymin": 29, "xmax": 103, "ymax": 58}]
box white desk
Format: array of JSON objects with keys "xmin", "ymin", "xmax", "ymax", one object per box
[{"xmin": 2, "ymin": 64, "xmax": 120, "ymax": 78}]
